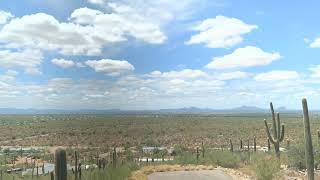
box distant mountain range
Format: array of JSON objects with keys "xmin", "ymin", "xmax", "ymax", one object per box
[{"xmin": 0, "ymin": 106, "xmax": 298, "ymax": 114}]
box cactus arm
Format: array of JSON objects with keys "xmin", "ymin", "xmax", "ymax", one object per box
[
  {"xmin": 264, "ymin": 119, "xmax": 276, "ymax": 144},
  {"xmin": 270, "ymin": 102, "xmax": 278, "ymax": 138},
  {"xmin": 276, "ymin": 113, "xmax": 281, "ymax": 140},
  {"xmin": 279, "ymin": 124, "xmax": 285, "ymax": 142}
]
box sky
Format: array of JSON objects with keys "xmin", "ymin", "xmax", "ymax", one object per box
[{"xmin": 0, "ymin": 0, "xmax": 320, "ymax": 110}]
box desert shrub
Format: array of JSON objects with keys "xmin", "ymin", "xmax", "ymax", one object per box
[
  {"xmin": 173, "ymin": 152, "xmax": 197, "ymax": 165},
  {"xmin": 207, "ymin": 151, "xmax": 241, "ymax": 168},
  {"xmin": 287, "ymin": 143, "xmax": 305, "ymax": 170},
  {"xmin": 251, "ymin": 154, "xmax": 279, "ymax": 180},
  {"xmin": 173, "ymin": 144, "xmax": 188, "ymax": 156},
  {"xmin": 81, "ymin": 162, "xmax": 139, "ymax": 180}
]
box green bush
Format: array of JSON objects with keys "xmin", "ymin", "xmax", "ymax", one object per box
[
  {"xmin": 207, "ymin": 151, "xmax": 241, "ymax": 168},
  {"xmin": 173, "ymin": 152, "xmax": 198, "ymax": 165},
  {"xmin": 251, "ymin": 154, "xmax": 279, "ymax": 180},
  {"xmin": 287, "ymin": 143, "xmax": 305, "ymax": 170}
]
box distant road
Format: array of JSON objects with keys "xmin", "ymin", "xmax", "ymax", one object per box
[{"xmin": 148, "ymin": 170, "xmax": 233, "ymax": 180}]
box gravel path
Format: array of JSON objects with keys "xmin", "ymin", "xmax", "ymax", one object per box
[{"xmin": 148, "ymin": 170, "xmax": 233, "ymax": 180}]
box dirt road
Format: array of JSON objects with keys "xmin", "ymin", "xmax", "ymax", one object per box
[{"xmin": 148, "ymin": 170, "xmax": 233, "ymax": 180}]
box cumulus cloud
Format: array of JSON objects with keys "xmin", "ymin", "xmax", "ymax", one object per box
[
  {"xmin": 85, "ymin": 59, "xmax": 134, "ymax": 76},
  {"xmin": 88, "ymin": 0, "xmax": 206, "ymax": 25},
  {"xmin": 87, "ymin": 0, "xmax": 105, "ymax": 5},
  {"xmin": 310, "ymin": 38, "xmax": 320, "ymax": 48},
  {"xmin": 254, "ymin": 70, "xmax": 299, "ymax": 81},
  {"xmin": 0, "ymin": 10, "xmax": 13, "ymax": 24},
  {"xmin": 0, "ymin": 9, "xmax": 166, "ymax": 56},
  {"xmin": 147, "ymin": 69, "xmax": 207, "ymax": 79},
  {"xmin": 69, "ymin": 7, "xmax": 103, "ymax": 25},
  {"xmin": 0, "ymin": 70, "xmax": 18, "ymax": 82},
  {"xmin": 0, "ymin": 49, "xmax": 43, "ymax": 73},
  {"xmin": 206, "ymin": 46, "xmax": 281, "ymax": 69},
  {"xmin": 186, "ymin": 16, "xmax": 257, "ymax": 48},
  {"xmin": 216, "ymin": 71, "xmax": 249, "ymax": 80},
  {"xmin": 51, "ymin": 58, "xmax": 75, "ymax": 68}
]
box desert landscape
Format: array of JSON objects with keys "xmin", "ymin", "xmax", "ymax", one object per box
[{"xmin": 0, "ymin": 0, "xmax": 320, "ymax": 179}]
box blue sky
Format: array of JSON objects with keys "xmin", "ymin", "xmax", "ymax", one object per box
[{"xmin": 0, "ymin": 0, "xmax": 320, "ymax": 110}]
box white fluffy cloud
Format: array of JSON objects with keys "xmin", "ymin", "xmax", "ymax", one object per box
[
  {"xmin": 216, "ymin": 71, "xmax": 249, "ymax": 80},
  {"xmin": 51, "ymin": 59, "xmax": 75, "ymax": 68},
  {"xmin": 85, "ymin": 59, "xmax": 134, "ymax": 76},
  {"xmin": 310, "ymin": 38, "xmax": 320, "ymax": 48},
  {"xmin": 206, "ymin": 46, "xmax": 281, "ymax": 69},
  {"xmin": 0, "ymin": 8, "xmax": 166, "ymax": 56},
  {"xmin": 87, "ymin": 0, "xmax": 105, "ymax": 5},
  {"xmin": 0, "ymin": 10, "xmax": 13, "ymax": 24},
  {"xmin": 0, "ymin": 49, "xmax": 43, "ymax": 73},
  {"xmin": 254, "ymin": 70, "xmax": 299, "ymax": 81},
  {"xmin": 147, "ymin": 69, "xmax": 207, "ymax": 79},
  {"xmin": 0, "ymin": 13, "xmax": 101, "ymax": 56},
  {"xmin": 88, "ymin": 0, "xmax": 205, "ymax": 25},
  {"xmin": 0, "ymin": 70, "xmax": 18, "ymax": 81},
  {"xmin": 186, "ymin": 16, "xmax": 257, "ymax": 48}
]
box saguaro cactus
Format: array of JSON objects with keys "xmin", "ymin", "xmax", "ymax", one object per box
[
  {"xmin": 317, "ymin": 130, "xmax": 320, "ymax": 145},
  {"xmin": 112, "ymin": 147, "xmax": 117, "ymax": 168},
  {"xmin": 302, "ymin": 98, "xmax": 314, "ymax": 180},
  {"xmin": 75, "ymin": 151, "xmax": 78, "ymax": 180},
  {"xmin": 54, "ymin": 148, "xmax": 67, "ymax": 180},
  {"xmin": 240, "ymin": 138, "xmax": 243, "ymax": 150},
  {"xmin": 264, "ymin": 102, "xmax": 285, "ymax": 159},
  {"xmin": 201, "ymin": 142, "xmax": 205, "ymax": 158},
  {"xmin": 254, "ymin": 136, "xmax": 257, "ymax": 152},
  {"xmin": 229, "ymin": 139, "xmax": 233, "ymax": 152},
  {"xmin": 196, "ymin": 147, "xmax": 200, "ymax": 162}
]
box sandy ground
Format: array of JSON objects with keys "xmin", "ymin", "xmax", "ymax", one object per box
[{"xmin": 148, "ymin": 170, "xmax": 233, "ymax": 180}]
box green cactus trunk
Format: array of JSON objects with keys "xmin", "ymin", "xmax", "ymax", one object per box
[
  {"xmin": 302, "ymin": 98, "xmax": 314, "ymax": 180},
  {"xmin": 264, "ymin": 102, "xmax": 285, "ymax": 160},
  {"xmin": 112, "ymin": 147, "xmax": 117, "ymax": 168},
  {"xmin": 196, "ymin": 147, "xmax": 200, "ymax": 162},
  {"xmin": 240, "ymin": 139, "xmax": 243, "ymax": 150},
  {"xmin": 254, "ymin": 136, "xmax": 257, "ymax": 152},
  {"xmin": 317, "ymin": 130, "xmax": 320, "ymax": 145},
  {"xmin": 201, "ymin": 142, "xmax": 205, "ymax": 158},
  {"xmin": 50, "ymin": 172, "xmax": 54, "ymax": 180},
  {"xmin": 75, "ymin": 151, "xmax": 78, "ymax": 180},
  {"xmin": 54, "ymin": 148, "xmax": 67, "ymax": 180},
  {"xmin": 229, "ymin": 139, "xmax": 233, "ymax": 152}
]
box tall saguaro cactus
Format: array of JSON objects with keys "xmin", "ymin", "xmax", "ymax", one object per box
[
  {"xmin": 55, "ymin": 148, "xmax": 67, "ymax": 180},
  {"xmin": 201, "ymin": 142, "xmax": 205, "ymax": 158},
  {"xmin": 75, "ymin": 151, "xmax": 78, "ymax": 180},
  {"xmin": 112, "ymin": 147, "xmax": 117, "ymax": 168},
  {"xmin": 302, "ymin": 98, "xmax": 314, "ymax": 180},
  {"xmin": 254, "ymin": 136, "xmax": 257, "ymax": 152},
  {"xmin": 264, "ymin": 102, "xmax": 285, "ymax": 159},
  {"xmin": 229, "ymin": 139, "xmax": 233, "ymax": 152},
  {"xmin": 317, "ymin": 130, "xmax": 320, "ymax": 145},
  {"xmin": 196, "ymin": 147, "xmax": 200, "ymax": 162}
]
